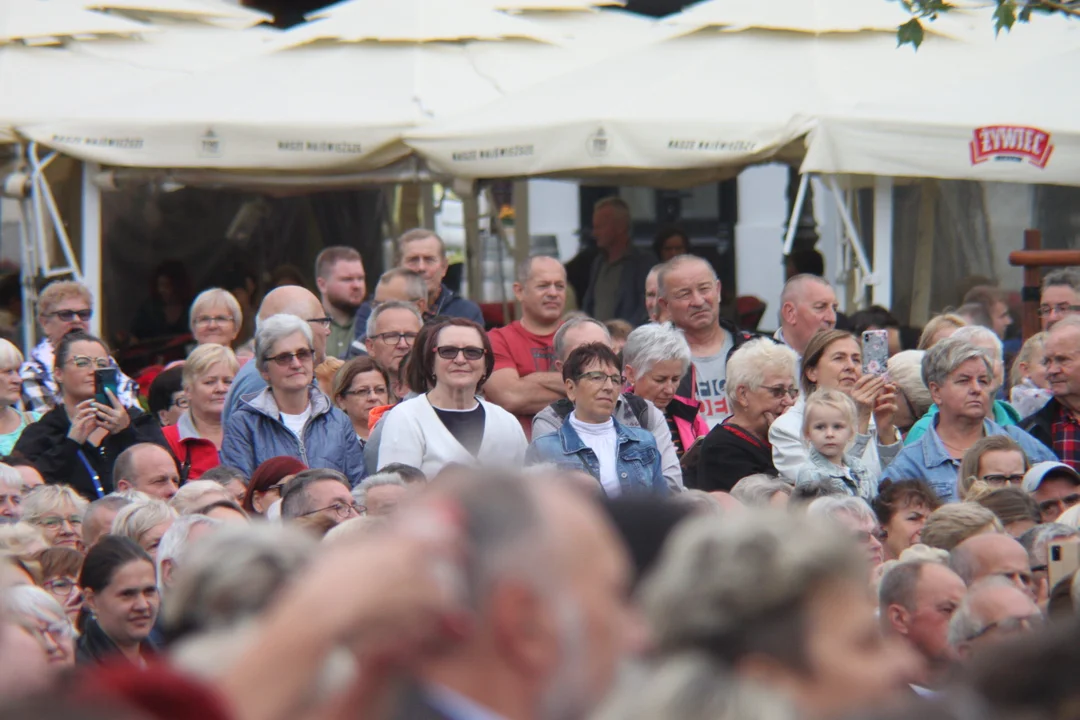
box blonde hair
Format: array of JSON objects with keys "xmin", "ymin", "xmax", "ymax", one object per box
[
  {"xmin": 0, "ymin": 338, "xmax": 23, "ymax": 370},
  {"xmin": 182, "ymin": 344, "xmax": 240, "ymax": 390},
  {"xmin": 1010, "ymin": 331, "xmax": 1047, "ymax": 390},
  {"xmin": 0, "ymin": 522, "xmax": 46, "ymax": 554},
  {"xmin": 956, "ymin": 435, "xmax": 1028, "ymax": 500},
  {"xmin": 919, "ymin": 502, "xmax": 1003, "ymax": 551},
  {"xmin": 917, "ymin": 313, "xmax": 967, "ymax": 350},
  {"xmin": 315, "ymin": 358, "xmax": 345, "ymax": 397},
  {"xmin": 21, "ymin": 485, "xmax": 88, "ymax": 524},
  {"xmin": 37, "ymin": 280, "xmax": 91, "ymax": 318},
  {"xmin": 189, "ymin": 288, "xmax": 243, "ymax": 333},
  {"xmin": 170, "ymin": 480, "xmax": 229, "ymax": 515},
  {"xmin": 111, "ymin": 500, "xmax": 178, "ymax": 545},
  {"xmin": 801, "ymin": 389, "xmax": 857, "ymax": 442}
]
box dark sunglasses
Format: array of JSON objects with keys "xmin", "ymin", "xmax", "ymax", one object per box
[
  {"xmin": 435, "ymin": 345, "xmax": 485, "ymax": 361},
  {"xmin": 46, "ymin": 309, "xmax": 92, "ymax": 322},
  {"xmin": 266, "ymin": 348, "xmax": 314, "ymax": 366}
]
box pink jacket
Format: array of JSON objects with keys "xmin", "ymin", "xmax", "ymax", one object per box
[{"xmin": 667, "ymin": 395, "xmax": 709, "ymax": 454}]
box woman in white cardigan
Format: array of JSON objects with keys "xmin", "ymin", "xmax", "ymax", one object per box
[
  {"xmin": 770, "ymin": 329, "xmax": 902, "ymax": 482},
  {"xmin": 378, "ymin": 318, "xmax": 526, "ymax": 477}
]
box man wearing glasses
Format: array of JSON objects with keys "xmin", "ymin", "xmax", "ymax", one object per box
[
  {"xmin": 948, "ymin": 577, "xmax": 1041, "ymax": 663},
  {"xmin": 1039, "ymin": 269, "xmax": 1080, "ymax": 331},
  {"xmin": 20, "ymin": 281, "xmax": 138, "ymax": 413},
  {"xmin": 280, "ymin": 469, "xmax": 362, "ymax": 528}
]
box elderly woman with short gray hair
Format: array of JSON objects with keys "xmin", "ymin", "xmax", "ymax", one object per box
[
  {"xmin": 189, "ymin": 288, "xmax": 243, "ymax": 348},
  {"xmin": 882, "ymin": 337, "xmax": 1054, "ymax": 503},
  {"xmin": 623, "ymin": 324, "xmax": 707, "ymax": 458},
  {"xmin": 692, "ymin": 338, "xmax": 798, "ymax": 491},
  {"xmin": 110, "ymin": 500, "xmax": 178, "ymax": 563},
  {"xmin": 903, "ymin": 325, "xmax": 1022, "ymax": 444},
  {"xmin": 221, "ymin": 314, "xmax": 365, "ymax": 484}
]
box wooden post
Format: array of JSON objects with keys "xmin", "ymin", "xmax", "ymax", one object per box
[{"xmin": 1008, "ymin": 230, "xmax": 1080, "ymax": 341}]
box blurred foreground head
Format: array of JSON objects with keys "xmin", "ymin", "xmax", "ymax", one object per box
[{"xmin": 640, "ymin": 511, "xmax": 920, "ymax": 720}]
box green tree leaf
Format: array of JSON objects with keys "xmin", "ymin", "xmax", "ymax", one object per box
[
  {"xmin": 993, "ymin": 0, "xmax": 1018, "ymax": 34},
  {"xmin": 897, "ymin": 17, "xmax": 926, "ymax": 48}
]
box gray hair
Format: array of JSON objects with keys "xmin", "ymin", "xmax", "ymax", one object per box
[
  {"xmin": 724, "ymin": 338, "xmax": 799, "ymax": 405},
  {"xmin": 515, "ymin": 255, "xmax": 564, "ymax": 285},
  {"xmin": 352, "ymin": 472, "xmax": 407, "ymax": 509},
  {"xmin": 947, "ymin": 576, "xmax": 1019, "ymax": 648},
  {"xmin": 952, "ymin": 325, "xmax": 1003, "ymax": 361},
  {"xmin": 170, "ymin": 480, "xmax": 230, "ymax": 516},
  {"xmin": 189, "ymin": 288, "xmax": 243, "ymax": 333},
  {"xmin": 199, "ymin": 466, "xmax": 248, "ymax": 488},
  {"xmin": 887, "ymin": 350, "xmax": 933, "ymax": 418},
  {"xmin": 921, "ymin": 337, "xmax": 993, "ymax": 389},
  {"xmin": 366, "ymin": 299, "xmax": 422, "ymax": 339},
  {"xmin": 21, "ymin": 485, "xmax": 87, "ymax": 523},
  {"xmin": 110, "ymin": 500, "xmax": 178, "ymax": 545},
  {"xmin": 157, "ymin": 514, "xmax": 221, "ymax": 585},
  {"xmin": 656, "ymin": 255, "xmax": 717, "ymax": 299},
  {"xmin": 0, "ymin": 463, "xmax": 20, "ymax": 491},
  {"xmin": 553, "ymin": 316, "xmax": 611, "ymax": 362},
  {"xmin": 4, "ymin": 585, "xmax": 72, "ymax": 636},
  {"xmin": 622, "ymin": 324, "xmax": 691, "ymax": 378},
  {"xmin": 395, "ymin": 228, "xmax": 445, "ymax": 263},
  {"xmin": 255, "ymin": 313, "xmax": 313, "ymax": 373},
  {"xmin": 640, "ymin": 511, "xmax": 866, "ymax": 668},
  {"xmin": 1042, "ymin": 268, "xmax": 1080, "ymax": 295},
  {"xmin": 806, "ymin": 496, "xmax": 877, "ymax": 528},
  {"xmin": 281, "ymin": 469, "xmax": 350, "ymax": 519},
  {"xmin": 730, "ymin": 474, "xmax": 792, "ymax": 507},
  {"xmin": 1018, "ymin": 523, "xmax": 1079, "ymax": 569},
  {"xmin": 161, "ymin": 523, "xmax": 317, "ymax": 637},
  {"xmin": 878, "ymin": 560, "xmax": 932, "ymax": 614},
  {"xmin": 375, "ymin": 268, "xmax": 427, "ymax": 302}
]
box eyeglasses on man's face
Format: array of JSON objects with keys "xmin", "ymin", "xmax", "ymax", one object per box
[
  {"xmin": 302, "ymin": 501, "xmax": 364, "ymax": 519},
  {"xmin": 435, "ymin": 346, "xmax": 485, "ymax": 361},
  {"xmin": 1037, "ymin": 304, "xmax": 1080, "ymax": 318},
  {"xmin": 372, "ymin": 331, "xmax": 418, "ymax": 346},
  {"xmin": 306, "ymin": 317, "xmax": 333, "ymax": 330},
  {"xmin": 45, "ymin": 309, "xmax": 92, "ymax": 323},
  {"xmin": 266, "ymin": 348, "xmax": 315, "ymax": 367}
]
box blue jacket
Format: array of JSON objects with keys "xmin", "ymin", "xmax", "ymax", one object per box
[
  {"xmin": 526, "ymin": 416, "xmax": 668, "ymax": 496},
  {"xmin": 903, "ymin": 400, "xmax": 1022, "ymax": 445},
  {"xmin": 881, "ymin": 416, "xmax": 1056, "ymax": 503},
  {"xmin": 221, "ymin": 386, "xmax": 367, "ymax": 486}
]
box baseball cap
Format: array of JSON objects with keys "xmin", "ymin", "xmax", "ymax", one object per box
[{"xmin": 1022, "ymin": 461, "xmax": 1080, "ymax": 493}]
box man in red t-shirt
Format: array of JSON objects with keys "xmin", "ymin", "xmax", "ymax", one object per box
[{"xmin": 486, "ymin": 256, "xmax": 568, "ymax": 437}]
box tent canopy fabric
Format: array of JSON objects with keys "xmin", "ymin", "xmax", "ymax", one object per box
[
  {"xmin": 660, "ymin": 0, "xmax": 920, "ymax": 34},
  {"xmin": 84, "ymin": 0, "xmax": 271, "ymax": 29},
  {"xmin": 0, "ymin": 1, "xmax": 149, "ymax": 44}
]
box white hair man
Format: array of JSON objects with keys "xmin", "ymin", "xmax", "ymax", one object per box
[
  {"xmin": 20, "ymin": 280, "xmax": 139, "ymax": 412},
  {"xmin": 532, "ymin": 317, "xmax": 683, "ymax": 491},
  {"xmin": 345, "ymin": 268, "xmax": 428, "ymax": 359},
  {"xmin": 879, "ymin": 559, "xmax": 967, "ymax": 693},
  {"xmin": 113, "ymin": 443, "xmax": 181, "ymax": 501},
  {"xmin": 156, "ymin": 513, "xmax": 221, "ymax": 592},
  {"xmin": 948, "ymin": 577, "xmax": 1041, "ymax": 662},
  {"xmin": 1022, "ymin": 315, "xmax": 1080, "ymax": 470},
  {"xmin": 656, "ymin": 255, "xmax": 761, "ymax": 428},
  {"xmin": 391, "ymin": 470, "xmax": 638, "ymax": 720},
  {"xmin": 775, "ymin": 274, "xmax": 839, "ymax": 358},
  {"xmin": 223, "ymin": 285, "xmax": 332, "ymax": 425},
  {"xmin": 582, "ymin": 197, "xmax": 654, "ymax": 324},
  {"xmin": 0, "ymin": 464, "xmax": 22, "ymax": 524},
  {"xmin": 486, "ymin": 256, "xmax": 569, "ymax": 437},
  {"xmin": 352, "ymin": 472, "xmax": 408, "ymax": 517},
  {"xmin": 314, "ymin": 246, "xmax": 367, "ymax": 359}
]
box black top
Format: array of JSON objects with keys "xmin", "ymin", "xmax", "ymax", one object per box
[
  {"xmin": 76, "ymin": 614, "xmax": 158, "ymax": 666},
  {"xmin": 433, "ymin": 404, "xmax": 486, "ymax": 457},
  {"xmin": 692, "ymin": 421, "xmax": 778, "ymax": 492},
  {"xmin": 13, "ymin": 403, "xmax": 172, "ymax": 500}
]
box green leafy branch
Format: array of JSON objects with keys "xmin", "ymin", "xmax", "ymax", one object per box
[{"xmin": 894, "ymin": 0, "xmax": 1080, "ymax": 49}]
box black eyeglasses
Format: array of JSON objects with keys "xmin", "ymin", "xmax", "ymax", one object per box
[
  {"xmin": 372, "ymin": 331, "xmax": 418, "ymax": 346},
  {"xmin": 1037, "ymin": 304, "xmax": 1080, "ymax": 317},
  {"xmin": 170, "ymin": 395, "xmax": 190, "ymax": 410},
  {"xmin": 45, "ymin": 309, "xmax": 92, "ymax": 322},
  {"xmin": 435, "ymin": 346, "xmax": 485, "ymax": 361},
  {"xmin": 301, "ymin": 501, "xmax": 364, "ymax": 519},
  {"xmin": 266, "ymin": 348, "xmax": 314, "ymax": 367},
  {"xmin": 981, "ymin": 473, "xmax": 1025, "ymax": 486},
  {"xmin": 761, "ymin": 385, "xmax": 799, "ymax": 399},
  {"xmin": 307, "ymin": 317, "xmax": 333, "ymax": 330}
]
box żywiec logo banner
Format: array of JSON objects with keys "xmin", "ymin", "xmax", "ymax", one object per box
[{"xmin": 970, "ymin": 126, "xmax": 1054, "ymax": 169}]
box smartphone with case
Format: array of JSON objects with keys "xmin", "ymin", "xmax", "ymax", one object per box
[
  {"xmin": 1048, "ymin": 539, "xmax": 1080, "ymax": 591},
  {"xmin": 94, "ymin": 368, "xmax": 119, "ymax": 407},
  {"xmin": 861, "ymin": 330, "xmax": 890, "ymax": 377}
]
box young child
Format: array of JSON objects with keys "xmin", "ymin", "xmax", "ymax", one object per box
[
  {"xmin": 1010, "ymin": 332, "xmax": 1051, "ymax": 418},
  {"xmin": 796, "ymin": 389, "xmax": 878, "ymax": 501}
]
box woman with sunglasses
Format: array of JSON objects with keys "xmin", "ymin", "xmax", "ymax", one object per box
[
  {"xmin": 242, "ymin": 456, "xmax": 307, "ymax": 516},
  {"xmin": 693, "ymin": 338, "xmax": 800, "ymax": 491},
  {"xmin": 14, "ymin": 331, "xmax": 169, "ymax": 500},
  {"xmin": 222, "ymin": 314, "xmax": 364, "ymax": 483},
  {"xmin": 377, "ymin": 318, "xmax": 526, "ymax": 477}
]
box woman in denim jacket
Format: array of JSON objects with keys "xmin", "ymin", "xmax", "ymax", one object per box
[{"xmin": 527, "ymin": 343, "xmax": 667, "ymax": 497}]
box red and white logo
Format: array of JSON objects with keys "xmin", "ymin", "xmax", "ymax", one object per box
[{"xmin": 970, "ymin": 126, "xmax": 1053, "ymax": 169}]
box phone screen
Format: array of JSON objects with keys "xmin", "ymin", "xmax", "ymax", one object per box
[{"xmin": 94, "ymin": 368, "xmax": 119, "ymax": 407}]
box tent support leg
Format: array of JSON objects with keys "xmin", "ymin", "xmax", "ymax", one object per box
[
  {"xmin": 872, "ymin": 176, "xmax": 893, "ymax": 310},
  {"xmin": 825, "ymin": 176, "xmax": 873, "ymax": 306},
  {"xmin": 463, "ymin": 191, "xmax": 482, "ymax": 302},
  {"xmin": 782, "ymin": 172, "xmax": 809, "ymax": 257},
  {"xmin": 82, "ymin": 162, "xmax": 102, "ymax": 336}
]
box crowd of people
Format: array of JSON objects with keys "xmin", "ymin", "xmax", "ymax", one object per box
[{"xmin": 2, "ymin": 197, "xmax": 1080, "ymax": 720}]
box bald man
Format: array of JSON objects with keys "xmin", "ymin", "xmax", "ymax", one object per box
[
  {"xmin": 223, "ymin": 285, "xmax": 331, "ymax": 425},
  {"xmin": 950, "ymin": 533, "xmax": 1038, "ymax": 600}
]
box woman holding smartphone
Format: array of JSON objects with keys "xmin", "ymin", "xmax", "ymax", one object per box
[{"xmin": 14, "ymin": 331, "xmax": 169, "ymax": 500}]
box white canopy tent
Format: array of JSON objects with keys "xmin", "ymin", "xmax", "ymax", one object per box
[
  {"xmin": 84, "ymin": 0, "xmax": 271, "ymax": 29},
  {"xmin": 0, "ymin": 1, "xmax": 147, "ymax": 44}
]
